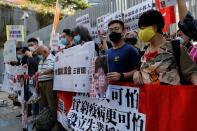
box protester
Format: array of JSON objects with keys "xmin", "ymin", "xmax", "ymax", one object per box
[
  {"xmin": 176, "ymin": 0, "xmax": 197, "ymax": 85},
  {"xmin": 73, "ymin": 26, "xmax": 92, "ymax": 45},
  {"xmin": 98, "ymin": 30, "xmax": 112, "ymax": 55},
  {"xmin": 21, "ymin": 47, "xmax": 40, "ymax": 121},
  {"xmin": 133, "ymin": 10, "xmax": 181, "ymax": 86},
  {"xmin": 73, "ymin": 25, "xmax": 100, "ymax": 55},
  {"xmin": 106, "ymin": 20, "xmax": 140, "ymax": 82},
  {"xmin": 124, "ymin": 30, "xmax": 138, "ymax": 46},
  {"xmin": 34, "ymin": 45, "xmax": 57, "ymax": 130},
  {"xmin": 27, "ymin": 38, "xmax": 39, "ymax": 53},
  {"xmin": 176, "ymin": 29, "xmax": 193, "ymax": 52},
  {"xmin": 60, "ymin": 29, "xmax": 75, "ymax": 49}
]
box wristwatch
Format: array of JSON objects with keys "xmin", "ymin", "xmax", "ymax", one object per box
[{"xmin": 120, "ymin": 73, "xmax": 125, "ymax": 81}]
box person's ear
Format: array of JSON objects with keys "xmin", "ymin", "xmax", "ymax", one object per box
[
  {"xmin": 152, "ymin": 25, "xmax": 158, "ymax": 32},
  {"xmin": 122, "ymin": 27, "xmax": 126, "ymax": 36}
]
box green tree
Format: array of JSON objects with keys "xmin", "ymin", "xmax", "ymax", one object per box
[{"xmin": 29, "ymin": 0, "xmax": 89, "ymax": 10}]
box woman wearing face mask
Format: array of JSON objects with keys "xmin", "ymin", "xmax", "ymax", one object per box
[
  {"xmin": 73, "ymin": 25, "xmax": 100, "ymax": 55},
  {"xmin": 133, "ymin": 10, "xmax": 181, "ymax": 86}
]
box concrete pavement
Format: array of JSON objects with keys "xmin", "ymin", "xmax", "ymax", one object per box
[{"xmin": 0, "ymin": 91, "xmax": 23, "ymax": 131}]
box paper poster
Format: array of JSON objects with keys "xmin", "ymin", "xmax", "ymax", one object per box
[
  {"xmin": 76, "ymin": 14, "xmax": 92, "ymax": 31},
  {"xmin": 103, "ymin": 11, "xmax": 123, "ymax": 31},
  {"xmin": 2, "ymin": 64, "xmax": 27, "ymax": 95},
  {"xmin": 90, "ymin": 27, "xmax": 100, "ymax": 44},
  {"xmin": 97, "ymin": 14, "xmax": 110, "ymax": 32},
  {"xmin": 50, "ymin": 33, "xmax": 60, "ymax": 51},
  {"xmin": 53, "ymin": 41, "xmax": 95, "ymax": 92},
  {"xmin": 67, "ymin": 85, "xmax": 145, "ymax": 131},
  {"xmin": 6, "ymin": 25, "xmax": 24, "ymax": 41},
  {"xmin": 160, "ymin": 0, "xmax": 176, "ymax": 8},
  {"xmin": 90, "ymin": 56, "xmax": 109, "ymax": 98},
  {"xmin": 3, "ymin": 40, "xmax": 17, "ymax": 63},
  {"xmin": 123, "ymin": 0, "xmax": 153, "ymax": 31}
]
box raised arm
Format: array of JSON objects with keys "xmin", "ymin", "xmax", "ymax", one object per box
[{"xmin": 177, "ymin": 0, "xmax": 188, "ymax": 21}]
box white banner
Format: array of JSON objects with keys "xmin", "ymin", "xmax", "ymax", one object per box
[
  {"xmin": 123, "ymin": 0, "xmax": 153, "ymax": 31},
  {"xmin": 66, "ymin": 85, "xmax": 145, "ymax": 131},
  {"xmin": 53, "ymin": 41, "xmax": 95, "ymax": 92},
  {"xmin": 160, "ymin": 0, "xmax": 176, "ymax": 8},
  {"xmin": 103, "ymin": 11, "xmax": 123, "ymax": 31},
  {"xmin": 6, "ymin": 25, "xmax": 24, "ymax": 42},
  {"xmin": 76, "ymin": 14, "xmax": 92, "ymax": 31},
  {"xmin": 3, "ymin": 40, "xmax": 17, "ymax": 63}
]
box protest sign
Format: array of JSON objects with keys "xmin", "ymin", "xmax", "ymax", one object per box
[
  {"xmin": 90, "ymin": 56, "xmax": 109, "ymax": 98},
  {"xmin": 103, "ymin": 11, "xmax": 122, "ymax": 31},
  {"xmin": 6, "ymin": 25, "xmax": 24, "ymax": 41},
  {"xmin": 53, "ymin": 41, "xmax": 95, "ymax": 92},
  {"xmin": 90, "ymin": 27, "xmax": 100, "ymax": 44},
  {"xmin": 97, "ymin": 14, "xmax": 110, "ymax": 32},
  {"xmin": 50, "ymin": 33, "xmax": 60, "ymax": 51},
  {"xmin": 123, "ymin": 0, "xmax": 153, "ymax": 31},
  {"xmin": 3, "ymin": 40, "xmax": 17, "ymax": 63},
  {"xmin": 2, "ymin": 64, "xmax": 27, "ymax": 95},
  {"xmin": 67, "ymin": 85, "xmax": 145, "ymax": 131},
  {"xmin": 160, "ymin": 0, "xmax": 176, "ymax": 8},
  {"xmin": 76, "ymin": 14, "xmax": 92, "ymax": 32}
]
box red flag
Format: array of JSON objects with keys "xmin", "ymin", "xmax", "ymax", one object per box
[
  {"xmin": 155, "ymin": 0, "xmax": 176, "ymax": 32},
  {"xmin": 57, "ymin": 83, "xmax": 197, "ymax": 131},
  {"xmin": 52, "ymin": 0, "xmax": 60, "ymax": 34}
]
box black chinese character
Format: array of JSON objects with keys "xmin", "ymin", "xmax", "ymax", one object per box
[
  {"xmin": 81, "ymin": 67, "xmax": 86, "ymax": 74},
  {"xmin": 125, "ymin": 89, "xmax": 139, "ymax": 109},
  {"xmin": 73, "ymin": 68, "xmax": 77, "ymax": 74},
  {"xmin": 77, "ymin": 67, "xmax": 80, "ymax": 74},
  {"xmin": 111, "ymin": 87, "xmax": 123, "ymax": 106},
  {"xmin": 132, "ymin": 113, "xmax": 145, "ymax": 131},
  {"xmin": 106, "ymin": 109, "xmax": 117, "ymax": 126},
  {"xmin": 68, "ymin": 66, "xmax": 72, "ymax": 75}
]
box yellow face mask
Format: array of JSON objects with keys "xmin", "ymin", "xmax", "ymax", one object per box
[{"xmin": 138, "ymin": 26, "xmax": 156, "ymax": 43}]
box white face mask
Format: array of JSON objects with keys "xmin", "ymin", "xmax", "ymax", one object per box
[
  {"xmin": 29, "ymin": 47, "xmax": 36, "ymax": 52},
  {"xmin": 176, "ymin": 37, "xmax": 184, "ymax": 44}
]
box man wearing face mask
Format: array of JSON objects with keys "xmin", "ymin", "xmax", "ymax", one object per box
[
  {"xmin": 34, "ymin": 46, "xmax": 57, "ymax": 127},
  {"xmin": 106, "ymin": 20, "xmax": 140, "ymax": 82},
  {"xmin": 28, "ymin": 38, "xmax": 39, "ymax": 53},
  {"xmin": 22, "ymin": 46, "xmax": 40, "ymax": 119}
]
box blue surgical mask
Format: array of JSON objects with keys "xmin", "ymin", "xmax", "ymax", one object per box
[
  {"xmin": 60, "ymin": 38, "xmax": 67, "ymax": 45},
  {"xmin": 74, "ymin": 35, "xmax": 81, "ymax": 45},
  {"xmin": 176, "ymin": 37, "xmax": 184, "ymax": 44}
]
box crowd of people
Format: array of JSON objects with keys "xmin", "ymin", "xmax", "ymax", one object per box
[{"xmin": 7, "ymin": 0, "xmax": 197, "ymax": 130}]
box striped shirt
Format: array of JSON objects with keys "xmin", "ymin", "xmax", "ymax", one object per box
[{"xmin": 38, "ymin": 53, "xmax": 55, "ymax": 82}]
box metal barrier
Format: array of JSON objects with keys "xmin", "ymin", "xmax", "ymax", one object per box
[{"xmin": 27, "ymin": 0, "xmax": 197, "ymax": 44}]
